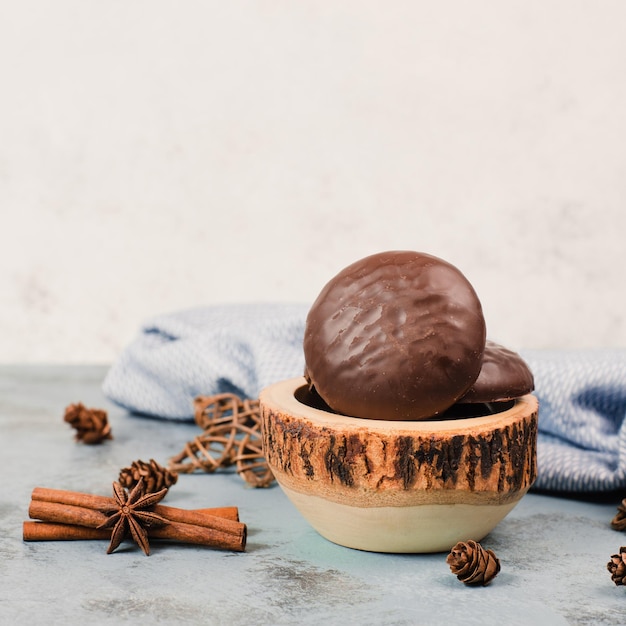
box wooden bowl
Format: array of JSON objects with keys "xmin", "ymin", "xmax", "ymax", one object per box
[{"xmin": 260, "ymin": 377, "xmax": 538, "ymax": 553}]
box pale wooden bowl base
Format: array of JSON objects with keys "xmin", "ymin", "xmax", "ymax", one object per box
[{"xmin": 280, "ymin": 483, "xmax": 520, "ymax": 553}]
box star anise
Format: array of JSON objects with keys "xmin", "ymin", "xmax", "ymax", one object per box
[{"xmin": 98, "ymin": 479, "xmax": 168, "ymax": 555}]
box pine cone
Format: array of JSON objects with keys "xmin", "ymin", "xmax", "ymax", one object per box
[
  {"xmin": 446, "ymin": 540, "xmax": 501, "ymax": 586},
  {"xmin": 119, "ymin": 459, "xmax": 178, "ymax": 496},
  {"xmin": 611, "ymin": 499, "xmax": 626, "ymax": 531},
  {"xmin": 607, "ymin": 547, "xmax": 626, "ymax": 585},
  {"xmin": 64, "ymin": 403, "xmax": 112, "ymax": 444}
]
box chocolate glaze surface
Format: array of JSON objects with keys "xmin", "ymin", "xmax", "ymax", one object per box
[
  {"xmin": 303, "ymin": 251, "xmax": 487, "ymax": 420},
  {"xmin": 458, "ymin": 340, "xmax": 535, "ymax": 403}
]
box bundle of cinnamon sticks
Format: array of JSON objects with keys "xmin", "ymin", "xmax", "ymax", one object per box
[{"xmin": 24, "ymin": 487, "xmax": 246, "ymax": 553}]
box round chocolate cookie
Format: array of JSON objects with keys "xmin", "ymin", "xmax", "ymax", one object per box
[
  {"xmin": 303, "ymin": 251, "xmax": 487, "ymax": 420},
  {"xmin": 457, "ymin": 340, "xmax": 534, "ymax": 403}
]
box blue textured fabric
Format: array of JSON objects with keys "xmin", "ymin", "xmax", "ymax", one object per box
[
  {"xmin": 103, "ymin": 305, "xmax": 626, "ymax": 494},
  {"xmin": 102, "ymin": 303, "xmax": 309, "ymax": 420},
  {"xmin": 520, "ymin": 348, "xmax": 626, "ymax": 493}
]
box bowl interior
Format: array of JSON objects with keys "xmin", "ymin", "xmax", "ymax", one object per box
[{"xmin": 294, "ymin": 383, "xmax": 515, "ymax": 421}]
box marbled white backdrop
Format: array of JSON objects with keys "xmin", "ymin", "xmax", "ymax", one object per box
[{"xmin": 1, "ymin": 1, "xmax": 625, "ymax": 362}]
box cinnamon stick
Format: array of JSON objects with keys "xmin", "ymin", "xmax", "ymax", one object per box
[
  {"xmin": 29, "ymin": 500, "xmax": 108, "ymax": 528},
  {"xmin": 29, "ymin": 499, "xmax": 243, "ymax": 538},
  {"xmin": 146, "ymin": 521, "xmax": 245, "ymax": 551},
  {"xmin": 23, "ymin": 520, "xmax": 246, "ymax": 551},
  {"xmin": 184, "ymin": 507, "xmax": 239, "ymax": 522},
  {"xmin": 31, "ymin": 487, "xmax": 114, "ymax": 511},
  {"xmin": 151, "ymin": 505, "xmax": 243, "ymax": 536},
  {"xmin": 31, "ymin": 487, "xmax": 239, "ymax": 521},
  {"xmin": 23, "ymin": 522, "xmax": 110, "ymax": 541},
  {"xmin": 27, "ymin": 490, "xmax": 247, "ymax": 551}
]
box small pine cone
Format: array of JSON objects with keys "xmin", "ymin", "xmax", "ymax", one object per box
[
  {"xmin": 607, "ymin": 547, "xmax": 626, "ymax": 585},
  {"xmin": 446, "ymin": 540, "xmax": 501, "ymax": 586},
  {"xmin": 64, "ymin": 403, "xmax": 112, "ymax": 444},
  {"xmin": 119, "ymin": 459, "xmax": 178, "ymax": 496},
  {"xmin": 611, "ymin": 499, "xmax": 626, "ymax": 531}
]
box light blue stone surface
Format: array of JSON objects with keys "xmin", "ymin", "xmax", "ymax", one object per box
[{"xmin": 0, "ymin": 366, "xmax": 623, "ymax": 625}]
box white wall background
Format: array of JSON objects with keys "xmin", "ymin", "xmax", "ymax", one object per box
[{"xmin": 1, "ymin": 1, "xmax": 625, "ymax": 363}]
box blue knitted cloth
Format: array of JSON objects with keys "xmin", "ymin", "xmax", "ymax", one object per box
[
  {"xmin": 102, "ymin": 303, "xmax": 309, "ymax": 419},
  {"xmin": 519, "ymin": 348, "xmax": 626, "ymax": 494},
  {"xmin": 103, "ymin": 305, "xmax": 626, "ymax": 495}
]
